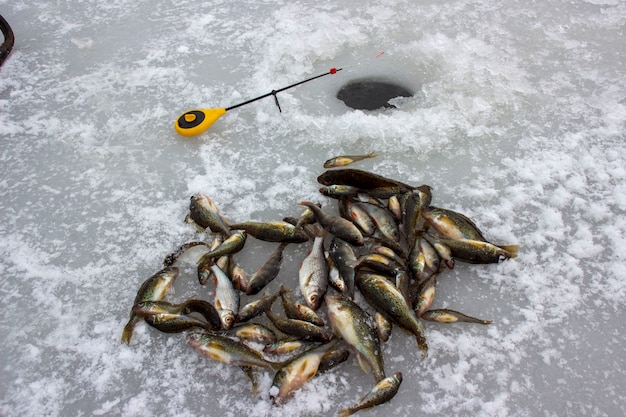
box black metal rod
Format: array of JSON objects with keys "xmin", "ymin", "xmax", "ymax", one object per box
[{"xmin": 225, "ymin": 68, "xmax": 342, "ymax": 111}]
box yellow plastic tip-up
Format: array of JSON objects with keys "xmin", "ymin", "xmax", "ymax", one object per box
[{"xmin": 174, "ymin": 108, "xmax": 227, "ymax": 137}]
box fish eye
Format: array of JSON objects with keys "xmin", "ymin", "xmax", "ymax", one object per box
[{"xmin": 310, "ymin": 295, "xmax": 318, "ymax": 304}]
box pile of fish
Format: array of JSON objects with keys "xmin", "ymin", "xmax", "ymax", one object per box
[{"xmin": 121, "ymin": 161, "xmax": 518, "ymax": 416}]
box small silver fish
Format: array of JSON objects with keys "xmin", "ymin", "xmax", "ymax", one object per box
[
  {"xmin": 324, "ymin": 291, "xmax": 385, "ymax": 383},
  {"xmin": 323, "ymin": 151, "xmax": 377, "ymax": 168},
  {"xmin": 263, "ymin": 339, "xmax": 318, "ymax": 356},
  {"xmin": 188, "ymin": 193, "xmax": 231, "ymax": 235},
  {"xmin": 210, "ymin": 264, "xmax": 239, "ymax": 330},
  {"xmin": 299, "ymin": 201, "xmax": 364, "ymax": 246},
  {"xmin": 429, "ymin": 235, "xmax": 519, "ymax": 264},
  {"xmin": 144, "ymin": 312, "xmax": 215, "ymax": 333},
  {"xmin": 187, "ymin": 331, "xmax": 282, "ymax": 370},
  {"xmin": 270, "ymin": 340, "xmax": 340, "ymax": 405},
  {"xmin": 356, "ymin": 271, "xmax": 428, "ymax": 356},
  {"xmin": 298, "ymin": 236, "xmax": 329, "ymax": 310},
  {"xmin": 421, "ymin": 309, "xmax": 492, "ymax": 324},
  {"xmin": 422, "ymin": 206, "xmax": 487, "ymax": 241},
  {"xmin": 342, "ymin": 199, "xmax": 376, "ymax": 236},
  {"xmin": 228, "ymin": 220, "xmax": 309, "ymax": 243},
  {"xmin": 423, "ymin": 233, "xmax": 455, "ymax": 269},
  {"xmin": 121, "ymin": 266, "xmax": 179, "ymax": 344},
  {"xmin": 328, "ymin": 237, "xmax": 357, "ymax": 298},
  {"xmin": 197, "ymin": 231, "xmax": 247, "ymax": 265},
  {"xmin": 246, "ymin": 242, "xmax": 288, "ymax": 296},
  {"xmin": 355, "ymin": 201, "xmax": 400, "ymax": 243},
  {"xmin": 236, "ymin": 291, "xmax": 280, "ymax": 323},
  {"xmin": 338, "ymin": 371, "xmax": 403, "ymax": 417},
  {"xmin": 414, "ymin": 273, "xmax": 438, "ymax": 317},
  {"xmin": 222, "ymin": 323, "xmax": 277, "ymax": 345},
  {"xmin": 265, "ymin": 309, "xmax": 333, "ymax": 343}
]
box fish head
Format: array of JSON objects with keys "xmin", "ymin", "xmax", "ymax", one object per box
[
  {"xmin": 391, "ymin": 371, "xmax": 403, "ymax": 384},
  {"xmin": 192, "ymin": 193, "xmax": 217, "ymax": 210}
]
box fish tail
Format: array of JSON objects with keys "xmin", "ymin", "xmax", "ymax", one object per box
[
  {"xmin": 278, "ymin": 284, "xmax": 289, "ymax": 295},
  {"xmin": 416, "ymin": 335, "xmax": 428, "ymax": 358},
  {"xmin": 499, "ymin": 244, "xmax": 519, "ymax": 258},
  {"xmin": 338, "ymin": 408, "xmax": 355, "ymax": 417},
  {"xmin": 367, "ymin": 151, "xmax": 377, "ymax": 158},
  {"xmin": 454, "ymin": 311, "xmax": 493, "ymax": 324},
  {"xmin": 120, "ymin": 315, "xmax": 140, "ymax": 344},
  {"xmin": 240, "ymin": 366, "xmax": 261, "ymax": 397}
]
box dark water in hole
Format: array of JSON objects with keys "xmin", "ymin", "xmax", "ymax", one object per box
[{"xmin": 336, "ymin": 79, "xmax": 413, "ymax": 110}]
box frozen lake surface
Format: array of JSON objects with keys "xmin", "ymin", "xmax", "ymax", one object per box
[{"xmin": 1, "ymin": 1, "xmax": 625, "ymax": 416}]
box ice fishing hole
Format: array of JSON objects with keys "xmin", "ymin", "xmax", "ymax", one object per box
[{"xmin": 336, "ymin": 79, "xmax": 413, "ymax": 111}]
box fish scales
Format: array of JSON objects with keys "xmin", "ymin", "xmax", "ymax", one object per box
[
  {"xmin": 210, "ymin": 264, "xmax": 239, "ymax": 330},
  {"xmin": 324, "ymin": 292, "xmax": 386, "ymax": 383},
  {"xmin": 299, "ymin": 236, "xmax": 329, "ymax": 310},
  {"xmin": 356, "ymin": 272, "xmax": 428, "ymax": 356}
]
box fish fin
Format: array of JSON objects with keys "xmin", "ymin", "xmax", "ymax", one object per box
[
  {"xmin": 240, "ymin": 366, "xmax": 261, "ymax": 397},
  {"xmin": 338, "ymin": 408, "xmax": 355, "ymax": 417},
  {"xmin": 120, "ymin": 315, "xmax": 141, "ymax": 344},
  {"xmin": 302, "ymin": 272, "xmax": 314, "ymax": 287},
  {"xmin": 416, "ymin": 336, "xmax": 428, "ymax": 358},
  {"xmin": 356, "ymin": 353, "xmax": 372, "ymax": 375},
  {"xmin": 499, "ymin": 244, "xmax": 519, "ymax": 258}
]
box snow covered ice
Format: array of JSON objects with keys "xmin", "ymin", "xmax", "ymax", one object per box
[{"xmin": 0, "ymin": 1, "xmax": 625, "ymax": 416}]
